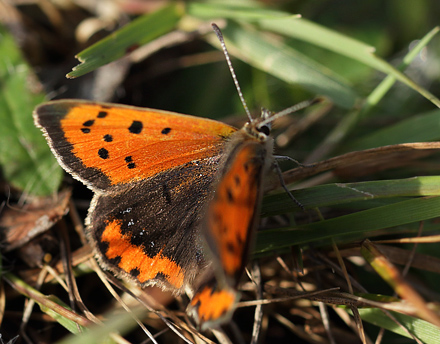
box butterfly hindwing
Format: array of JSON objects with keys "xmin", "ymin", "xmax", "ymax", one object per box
[
  {"xmin": 189, "ymin": 278, "xmax": 238, "ymax": 328},
  {"xmin": 88, "ymin": 159, "xmax": 222, "ymax": 292}
]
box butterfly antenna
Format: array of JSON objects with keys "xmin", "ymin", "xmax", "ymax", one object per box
[
  {"xmin": 212, "ymin": 23, "xmax": 253, "ymax": 121},
  {"xmin": 259, "ymin": 98, "xmax": 323, "ymax": 128}
]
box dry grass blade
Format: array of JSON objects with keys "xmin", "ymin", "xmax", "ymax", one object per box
[
  {"xmin": 361, "ymin": 240, "xmax": 440, "ymax": 327},
  {"xmin": 282, "ymin": 142, "xmax": 440, "ymax": 186}
]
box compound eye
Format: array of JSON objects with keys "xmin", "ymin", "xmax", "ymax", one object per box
[{"xmin": 257, "ymin": 124, "xmax": 270, "ymax": 136}]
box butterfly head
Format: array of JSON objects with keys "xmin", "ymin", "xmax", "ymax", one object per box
[{"xmin": 243, "ymin": 107, "xmax": 273, "ymax": 142}]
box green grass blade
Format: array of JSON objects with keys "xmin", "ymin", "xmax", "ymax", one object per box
[
  {"xmin": 258, "ymin": 17, "xmax": 440, "ymax": 107},
  {"xmin": 257, "ymin": 196, "xmax": 440, "ymax": 253},
  {"xmin": 4, "ymin": 273, "xmax": 89, "ymax": 334},
  {"xmin": 209, "ymin": 22, "xmax": 357, "ymax": 108},
  {"xmin": 348, "ymin": 109, "xmax": 440, "ymax": 150},
  {"xmin": 358, "ymin": 309, "xmax": 440, "ymax": 343},
  {"xmin": 0, "ymin": 25, "xmax": 62, "ymax": 196},
  {"xmin": 67, "ymin": 4, "xmax": 183, "ymax": 78},
  {"xmin": 360, "ymin": 26, "xmax": 440, "ymax": 116},
  {"xmin": 263, "ymin": 176, "xmax": 440, "ymax": 216},
  {"xmin": 187, "ymin": 1, "xmax": 292, "ymax": 20},
  {"xmin": 306, "ymin": 27, "xmax": 439, "ymax": 161}
]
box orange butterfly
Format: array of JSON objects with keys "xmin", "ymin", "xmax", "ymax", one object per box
[{"xmin": 34, "ymin": 24, "xmax": 316, "ymax": 329}]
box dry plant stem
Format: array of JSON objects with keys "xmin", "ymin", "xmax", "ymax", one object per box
[
  {"xmin": 400, "ymin": 222, "xmax": 424, "ymax": 277},
  {"xmin": 333, "ymin": 307, "xmax": 373, "ymax": 344},
  {"xmin": 315, "ymin": 252, "xmax": 366, "ymax": 292},
  {"xmin": 350, "ymin": 307, "xmax": 367, "ymax": 344},
  {"xmin": 95, "ymin": 262, "xmax": 195, "ymax": 344},
  {"xmin": 57, "ymin": 220, "xmax": 98, "ymax": 322},
  {"xmin": 362, "ymin": 240, "xmax": 440, "ymax": 327},
  {"xmin": 20, "ymin": 267, "xmax": 49, "ymax": 336},
  {"xmin": 240, "ymin": 287, "xmax": 340, "ymax": 307},
  {"xmin": 4, "ymin": 273, "xmax": 93, "ymax": 328},
  {"xmin": 336, "ymin": 245, "xmax": 440, "ymax": 274},
  {"xmin": 331, "ymin": 240, "xmax": 353, "ymax": 294},
  {"xmin": 89, "ymin": 259, "xmax": 159, "ymax": 344},
  {"xmin": 68, "ymin": 199, "xmax": 88, "ymax": 245},
  {"xmin": 318, "ymin": 302, "xmax": 335, "ymax": 344},
  {"xmin": 272, "ymin": 312, "xmax": 327, "ymax": 344},
  {"xmin": 57, "ymin": 221, "xmax": 77, "ymax": 313},
  {"xmin": 328, "ymin": 242, "xmax": 365, "ymax": 342},
  {"xmin": 265, "ymin": 286, "xmax": 424, "ymax": 342},
  {"xmin": 375, "ymin": 234, "xmax": 440, "ymax": 244},
  {"xmin": 250, "ymin": 263, "xmax": 263, "ymax": 344},
  {"xmin": 376, "ymin": 222, "xmax": 424, "ymax": 344},
  {"xmin": 281, "ymin": 142, "xmax": 440, "ymax": 186},
  {"xmin": 0, "ymin": 277, "xmax": 5, "ymax": 326}
]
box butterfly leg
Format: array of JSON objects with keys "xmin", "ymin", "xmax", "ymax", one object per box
[
  {"xmin": 273, "ymin": 160, "xmax": 305, "ymax": 210},
  {"xmin": 274, "ymin": 155, "xmax": 316, "ymax": 169}
]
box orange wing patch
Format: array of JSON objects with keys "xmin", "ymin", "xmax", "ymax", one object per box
[
  {"xmin": 61, "ymin": 103, "xmax": 236, "ymax": 185},
  {"xmin": 207, "ymin": 141, "xmax": 266, "ymax": 280},
  {"xmin": 189, "ymin": 282, "xmax": 238, "ymax": 328},
  {"xmin": 101, "ymin": 219, "xmax": 185, "ymax": 289}
]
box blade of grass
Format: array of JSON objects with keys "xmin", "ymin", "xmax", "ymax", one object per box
[
  {"xmin": 186, "ymin": 1, "xmax": 292, "ymax": 21},
  {"xmin": 67, "ymin": 4, "xmax": 183, "ymax": 78},
  {"xmin": 256, "ymin": 196, "xmax": 440, "ymax": 253},
  {"xmin": 362, "ymin": 240, "xmax": 440, "ymax": 327},
  {"xmin": 207, "ymin": 22, "xmax": 357, "ymax": 108},
  {"xmin": 58, "ymin": 306, "xmax": 148, "ymax": 344},
  {"xmin": 3, "ymin": 273, "xmax": 90, "ymax": 333},
  {"xmin": 187, "ymin": 1, "xmax": 292, "ymax": 20},
  {"xmin": 358, "ymin": 309, "xmax": 440, "ymax": 344},
  {"xmin": 347, "ymin": 108, "xmax": 440, "ymax": 151},
  {"xmin": 305, "ymin": 26, "xmax": 440, "ymax": 162},
  {"xmin": 258, "ymin": 18, "xmax": 440, "ymax": 107},
  {"xmin": 263, "ymin": 176, "xmax": 440, "ymax": 216}
]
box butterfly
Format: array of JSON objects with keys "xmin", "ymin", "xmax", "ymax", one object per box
[{"xmin": 33, "ymin": 23, "xmax": 316, "ymax": 329}]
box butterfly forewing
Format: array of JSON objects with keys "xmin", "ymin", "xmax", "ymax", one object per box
[
  {"xmin": 34, "ymin": 100, "xmax": 236, "ymax": 190},
  {"xmin": 189, "ymin": 128, "xmax": 274, "ymax": 327}
]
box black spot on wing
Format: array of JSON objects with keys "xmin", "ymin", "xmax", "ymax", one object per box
[
  {"xmin": 130, "ymin": 268, "xmax": 140, "ymax": 277},
  {"xmin": 98, "ymin": 148, "xmax": 109, "ymax": 159},
  {"xmin": 226, "ymin": 242, "xmax": 236, "ymax": 253},
  {"xmin": 234, "ymin": 175, "xmax": 241, "ymax": 186},
  {"xmin": 97, "ymin": 111, "xmax": 108, "ymax": 118},
  {"xmin": 226, "ymin": 188, "xmax": 234, "ymax": 202},
  {"xmin": 243, "ymin": 162, "xmax": 250, "ymax": 172},
  {"xmin": 155, "ymin": 272, "xmax": 170, "ymax": 281},
  {"xmin": 161, "ymin": 127, "xmax": 171, "ymax": 135},
  {"xmin": 125, "ymin": 156, "xmax": 136, "ymax": 169},
  {"xmin": 108, "ymin": 255, "xmax": 121, "ymax": 266},
  {"xmin": 128, "ymin": 121, "xmax": 143, "ymax": 134},
  {"xmin": 81, "ymin": 128, "xmax": 90, "ymax": 134},
  {"xmin": 83, "ymin": 120, "xmax": 94, "ymax": 127},
  {"xmin": 103, "ymin": 134, "xmax": 113, "ymax": 142}
]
